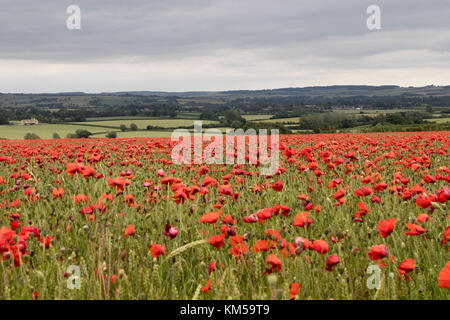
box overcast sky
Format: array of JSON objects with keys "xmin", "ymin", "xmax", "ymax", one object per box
[{"xmin": 0, "ymin": 0, "xmax": 449, "ymax": 93}]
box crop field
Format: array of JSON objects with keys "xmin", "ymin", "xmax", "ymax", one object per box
[
  {"xmin": 0, "ymin": 132, "xmax": 448, "ymax": 300},
  {"xmin": 85, "ymin": 116, "xmax": 160, "ymax": 122},
  {"xmin": 0, "ymin": 124, "xmax": 109, "ymax": 140},
  {"xmin": 426, "ymin": 118, "xmax": 450, "ymax": 124},
  {"xmin": 242, "ymin": 115, "xmax": 274, "ymax": 121},
  {"xmin": 0, "ymin": 119, "xmax": 221, "ymax": 140},
  {"xmin": 260, "ymin": 117, "xmax": 300, "ymax": 123},
  {"xmin": 73, "ymin": 119, "xmax": 219, "ymax": 129}
]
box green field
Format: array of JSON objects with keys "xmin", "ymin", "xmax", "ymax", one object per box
[
  {"xmin": 117, "ymin": 127, "xmax": 232, "ymax": 138},
  {"xmin": 0, "ymin": 121, "xmax": 229, "ymax": 140},
  {"xmin": 259, "ymin": 117, "xmax": 300, "ymax": 123},
  {"xmin": 74, "ymin": 119, "xmax": 218, "ymax": 129},
  {"xmin": 85, "ymin": 116, "xmax": 159, "ymax": 122},
  {"xmin": 242, "ymin": 114, "xmax": 273, "ymax": 121},
  {"xmin": 0, "ymin": 124, "xmax": 110, "ymax": 139},
  {"xmin": 425, "ymin": 117, "xmax": 450, "ymax": 124}
]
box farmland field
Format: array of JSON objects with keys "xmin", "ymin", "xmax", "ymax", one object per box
[
  {"xmin": 0, "ymin": 124, "xmax": 110, "ymax": 140},
  {"xmin": 73, "ymin": 119, "xmax": 219, "ymax": 129},
  {"xmin": 0, "ymin": 119, "xmax": 221, "ymax": 140},
  {"xmin": 242, "ymin": 115, "xmax": 273, "ymax": 121},
  {"xmin": 0, "ymin": 131, "xmax": 448, "ymax": 300},
  {"xmin": 426, "ymin": 118, "xmax": 450, "ymax": 124},
  {"xmin": 260, "ymin": 117, "xmax": 300, "ymax": 123}
]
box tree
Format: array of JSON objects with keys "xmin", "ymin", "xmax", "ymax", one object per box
[
  {"xmin": 75, "ymin": 129, "xmax": 92, "ymax": 138},
  {"xmin": 0, "ymin": 114, "xmax": 9, "ymax": 125},
  {"xmin": 129, "ymin": 123, "xmax": 138, "ymax": 131},
  {"xmin": 106, "ymin": 131, "xmax": 117, "ymax": 138},
  {"xmin": 230, "ymin": 120, "xmax": 243, "ymax": 129},
  {"xmin": 120, "ymin": 124, "xmax": 127, "ymax": 132},
  {"xmin": 223, "ymin": 110, "xmax": 246, "ymax": 126},
  {"xmin": 426, "ymin": 105, "xmax": 433, "ymax": 114},
  {"xmin": 24, "ymin": 133, "xmax": 41, "ymax": 140},
  {"xmin": 52, "ymin": 132, "xmax": 61, "ymax": 139}
]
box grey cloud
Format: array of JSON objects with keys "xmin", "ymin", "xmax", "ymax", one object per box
[{"xmin": 1, "ymin": 0, "xmax": 449, "ymax": 61}]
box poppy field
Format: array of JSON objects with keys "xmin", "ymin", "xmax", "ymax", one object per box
[{"xmin": 0, "ymin": 131, "xmax": 449, "ymax": 300}]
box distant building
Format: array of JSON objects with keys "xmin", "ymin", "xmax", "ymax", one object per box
[{"xmin": 20, "ymin": 118, "xmax": 39, "ymax": 125}]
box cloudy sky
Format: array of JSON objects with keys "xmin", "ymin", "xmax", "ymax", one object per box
[{"xmin": 0, "ymin": 0, "xmax": 449, "ymax": 93}]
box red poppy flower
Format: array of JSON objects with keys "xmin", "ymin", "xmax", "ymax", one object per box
[
  {"xmin": 415, "ymin": 195, "xmax": 432, "ymax": 209},
  {"xmin": 265, "ymin": 254, "xmax": 282, "ymax": 273},
  {"xmin": 325, "ymin": 254, "xmax": 340, "ymax": 272},
  {"xmin": 201, "ymin": 279, "xmax": 211, "ymax": 293},
  {"xmin": 150, "ymin": 244, "xmax": 167, "ymax": 258},
  {"xmin": 311, "ymin": 240, "xmax": 329, "ymax": 255},
  {"xmin": 292, "ymin": 212, "xmax": 312, "ymax": 228},
  {"xmin": 332, "ymin": 188, "xmax": 346, "ymax": 200},
  {"xmin": 108, "ymin": 177, "xmax": 129, "ymax": 191},
  {"xmin": 200, "ymin": 211, "xmax": 221, "ymax": 224},
  {"xmin": 398, "ymin": 258, "xmax": 415, "ymax": 282},
  {"xmin": 264, "ymin": 229, "xmax": 281, "ymax": 242},
  {"xmin": 252, "ymin": 240, "xmax": 273, "ymax": 253},
  {"xmin": 230, "ymin": 243, "xmax": 248, "ymax": 258},
  {"xmin": 404, "ymin": 224, "xmax": 426, "ymax": 236},
  {"xmin": 368, "ymin": 244, "xmax": 387, "ymax": 261},
  {"xmin": 52, "ymin": 187, "xmax": 64, "ymax": 199},
  {"xmin": 437, "ymin": 262, "xmax": 450, "ymax": 289},
  {"xmin": 290, "ymin": 283, "xmax": 300, "ymax": 300},
  {"xmin": 354, "ymin": 186, "xmax": 372, "ymax": 197},
  {"xmin": 124, "ymin": 225, "xmax": 136, "ymax": 237},
  {"xmin": 416, "ymin": 213, "xmax": 430, "ymax": 223},
  {"xmin": 163, "ymin": 223, "xmax": 178, "ymax": 239},
  {"xmin": 442, "ymin": 226, "xmax": 450, "ymax": 247},
  {"xmin": 377, "ymin": 218, "xmax": 396, "ymax": 238},
  {"xmin": 271, "ymin": 180, "xmax": 283, "ymax": 192},
  {"xmin": 208, "ymin": 234, "xmax": 225, "ymax": 250}
]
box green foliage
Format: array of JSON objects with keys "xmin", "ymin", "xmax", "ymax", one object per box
[
  {"xmin": 146, "ymin": 125, "xmax": 165, "ymax": 131},
  {"xmin": 120, "ymin": 124, "xmax": 127, "ymax": 132},
  {"xmin": 52, "ymin": 132, "xmax": 61, "ymax": 139},
  {"xmin": 24, "ymin": 132, "xmax": 41, "ymax": 140},
  {"xmin": 222, "ymin": 110, "xmax": 246, "ymax": 127},
  {"xmin": 298, "ymin": 111, "xmax": 432, "ymax": 132},
  {"xmin": 75, "ymin": 129, "xmax": 92, "ymax": 138},
  {"xmin": 200, "ymin": 111, "xmax": 220, "ymax": 121},
  {"xmin": 106, "ymin": 131, "xmax": 117, "ymax": 138},
  {"xmin": 0, "ymin": 114, "xmax": 9, "ymax": 125},
  {"xmin": 129, "ymin": 123, "xmax": 138, "ymax": 131}
]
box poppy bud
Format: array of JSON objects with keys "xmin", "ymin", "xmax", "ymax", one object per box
[{"xmin": 267, "ymin": 274, "xmax": 278, "ymax": 287}]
